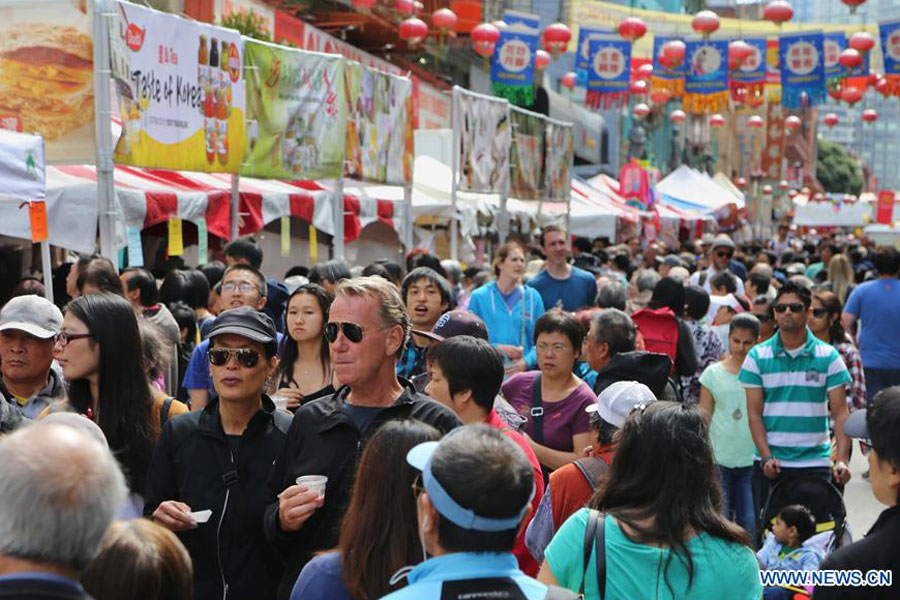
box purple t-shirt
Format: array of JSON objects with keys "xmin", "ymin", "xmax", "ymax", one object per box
[{"xmin": 501, "ymin": 371, "xmax": 595, "ymax": 453}]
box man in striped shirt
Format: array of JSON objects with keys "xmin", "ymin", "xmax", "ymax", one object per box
[{"xmin": 739, "ymin": 281, "xmax": 852, "ymax": 516}]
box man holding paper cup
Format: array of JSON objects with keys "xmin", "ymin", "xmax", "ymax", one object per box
[{"xmin": 145, "ymin": 307, "xmax": 292, "ymax": 600}]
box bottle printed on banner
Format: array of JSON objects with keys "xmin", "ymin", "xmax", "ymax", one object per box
[
  {"xmin": 198, "ymin": 35, "xmax": 208, "ymax": 115},
  {"xmin": 217, "ymin": 39, "xmax": 230, "ymax": 165},
  {"xmin": 205, "ymin": 37, "xmax": 218, "ymax": 164}
]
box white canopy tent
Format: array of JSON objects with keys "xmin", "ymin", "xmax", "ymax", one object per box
[{"xmin": 657, "ymin": 165, "xmax": 746, "ymax": 213}]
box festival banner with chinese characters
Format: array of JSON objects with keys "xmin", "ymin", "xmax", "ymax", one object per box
[
  {"xmin": 242, "ymin": 40, "xmax": 346, "ymax": 180},
  {"xmin": 109, "ymin": 0, "xmax": 246, "ymax": 172},
  {"xmin": 453, "ymin": 88, "xmax": 510, "ymax": 193},
  {"xmin": 509, "ymin": 107, "xmax": 545, "ymax": 201},
  {"xmin": 823, "ymin": 32, "xmax": 846, "ymax": 96},
  {"xmin": 880, "ymin": 19, "xmax": 900, "ymax": 96},
  {"xmin": 575, "ymin": 26, "xmax": 609, "ymax": 86},
  {"xmin": 765, "ymin": 38, "xmax": 782, "ymax": 103},
  {"xmin": 544, "ymin": 121, "xmax": 574, "ymax": 203},
  {"xmin": 877, "ymin": 190, "xmax": 895, "ymax": 225},
  {"xmin": 730, "ymin": 37, "xmax": 767, "ymax": 106},
  {"xmin": 490, "ymin": 28, "xmax": 539, "ymax": 106},
  {"xmin": 652, "ymin": 35, "xmax": 686, "ymax": 99},
  {"xmin": 779, "ymin": 31, "xmax": 826, "ymax": 108},
  {"xmin": 761, "ymin": 103, "xmax": 784, "ymax": 180},
  {"xmin": 585, "ymin": 35, "xmax": 631, "ymax": 109},
  {"xmin": 684, "ymin": 38, "xmax": 729, "ymax": 113},
  {"xmin": 343, "ymin": 62, "xmax": 414, "ymax": 185},
  {"xmin": 0, "ymin": 1, "xmax": 95, "ymax": 163}
]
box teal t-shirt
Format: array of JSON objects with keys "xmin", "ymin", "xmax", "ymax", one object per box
[
  {"xmin": 544, "ymin": 509, "xmax": 762, "ymax": 600},
  {"xmin": 699, "ymin": 362, "xmax": 756, "ymax": 469}
]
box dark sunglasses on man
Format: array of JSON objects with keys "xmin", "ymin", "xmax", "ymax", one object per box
[
  {"xmin": 773, "ymin": 302, "xmax": 805, "ymax": 314},
  {"xmin": 324, "ymin": 321, "xmax": 391, "ymax": 344},
  {"xmin": 208, "ymin": 347, "xmax": 262, "ymax": 368}
]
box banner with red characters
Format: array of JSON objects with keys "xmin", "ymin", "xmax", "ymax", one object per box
[{"xmin": 109, "ymin": 0, "xmax": 246, "ymax": 173}]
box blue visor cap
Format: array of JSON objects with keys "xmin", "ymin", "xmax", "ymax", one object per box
[{"xmin": 406, "ymin": 441, "xmax": 535, "ymax": 532}]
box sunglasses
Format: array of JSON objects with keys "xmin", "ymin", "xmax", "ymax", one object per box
[
  {"xmin": 773, "ymin": 302, "xmax": 805, "ymax": 314},
  {"xmin": 207, "ymin": 347, "xmax": 261, "ymax": 368},
  {"xmin": 324, "ymin": 321, "xmax": 376, "ymax": 344},
  {"xmin": 811, "ymin": 308, "xmax": 828, "ymax": 318},
  {"xmin": 753, "ymin": 313, "xmax": 773, "ymax": 323},
  {"xmin": 715, "ymin": 251, "xmax": 734, "ymax": 259}
]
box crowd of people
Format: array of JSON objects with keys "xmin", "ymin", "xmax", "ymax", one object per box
[{"xmin": 0, "ymin": 227, "xmax": 897, "ymax": 600}]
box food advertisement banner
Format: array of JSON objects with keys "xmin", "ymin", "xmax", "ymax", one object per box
[
  {"xmin": 509, "ymin": 107, "xmax": 544, "ymax": 201},
  {"xmin": 544, "ymin": 122, "xmax": 574, "ymax": 203},
  {"xmin": 0, "ymin": 0, "xmax": 95, "ymax": 163},
  {"xmin": 453, "ymin": 87, "xmax": 510, "ymax": 193},
  {"xmin": 109, "ymin": 0, "xmax": 246, "ymax": 172},
  {"xmin": 343, "ymin": 62, "xmax": 413, "ymax": 185},
  {"xmin": 242, "ymin": 40, "xmax": 346, "ymax": 180}
]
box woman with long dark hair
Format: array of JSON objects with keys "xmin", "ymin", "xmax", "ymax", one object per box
[
  {"xmin": 272, "ymin": 283, "xmax": 335, "ymax": 410},
  {"xmin": 291, "ymin": 420, "xmax": 440, "ymax": 600},
  {"xmin": 809, "ymin": 290, "xmax": 866, "ymax": 411},
  {"xmin": 50, "ymin": 293, "xmax": 156, "ymax": 504},
  {"xmin": 539, "ymin": 401, "xmax": 761, "ymax": 599},
  {"xmin": 643, "ymin": 276, "xmax": 699, "ymax": 378}
]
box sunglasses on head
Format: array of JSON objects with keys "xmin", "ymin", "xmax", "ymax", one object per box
[
  {"xmin": 207, "ymin": 348, "xmax": 261, "ymax": 368},
  {"xmin": 773, "ymin": 302, "xmax": 805, "ymax": 314},
  {"xmin": 324, "ymin": 321, "xmax": 369, "ymax": 344}
]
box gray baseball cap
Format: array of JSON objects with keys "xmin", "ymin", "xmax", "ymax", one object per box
[{"xmin": 0, "ymin": 296, "xmax": 63, "ymax": 339}]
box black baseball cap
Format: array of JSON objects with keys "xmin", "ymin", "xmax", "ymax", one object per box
[
  {"xmin": 411, "ymin": 310, "xmax": 489, "ymax": 343},
  {"xmin": 207, "ymin": 307, "xmax": 276, "ymax": 344}
]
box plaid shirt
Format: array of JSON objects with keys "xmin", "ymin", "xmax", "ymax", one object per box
[{"xmin": 836, "ymin": 337, "xmax": 867, "ymax": 411}]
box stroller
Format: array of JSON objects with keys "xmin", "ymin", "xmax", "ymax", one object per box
[{"xmin": 756, "ymin": 475, "xmax": 852, "ymax": 556}]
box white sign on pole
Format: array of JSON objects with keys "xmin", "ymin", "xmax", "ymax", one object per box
[{"xmin": 0, "ymin": 130, "xmax": 45, "ymax": 202}]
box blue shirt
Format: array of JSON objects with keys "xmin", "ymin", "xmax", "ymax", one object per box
[
  {"xmin": 468, "ymin": 283, "xmax": 545, "ymax": 353},
  {"xmin": 844, "ymin": 278, "xmax": 900, "ymax": 369},
  {"xmin": 182, "ymin": 332, "xmax": 285, "ymax": 397},
  {"xmin": 757, "ymin": 532, "xmax": 822, "ymax": 572},
  {"xmin": 291, "ymin": 552, "xmax": 353, "ymax": 600},
  {"xmin": 381, "ymin": 553, "xmax": 549, "ymax": 600},
  {"xmin": 526, "ymin": 266, "xmax": 598, "ymax": 311}
]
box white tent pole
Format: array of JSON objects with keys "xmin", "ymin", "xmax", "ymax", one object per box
[
  {"xmin": 41, "ymin": 241, "xmax": 53, "ymax": 304},
  {"xmin": 230, "ymin": 174, "xmax": 240, "ymax": 240},
  {"xmin": 93, "ymin": 0, "xmax": 117, "ymax": 261},
  {"xmin": 450, "ymin": 87, "xmax": 460, "ymax": 261}
]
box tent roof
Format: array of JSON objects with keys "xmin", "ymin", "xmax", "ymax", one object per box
[{"xmin": 658, "ymin": 165, "xmax": 746, "ymax": 212}]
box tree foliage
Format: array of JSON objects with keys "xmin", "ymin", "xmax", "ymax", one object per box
[{"xmin": 816, "ymin": 139, "xmax": 863, "ymax": 195}]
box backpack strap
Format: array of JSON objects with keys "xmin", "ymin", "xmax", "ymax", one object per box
[
  {"xmin": 530, "ymin": 373, "xmax": 544, "ymax": 445},
  {"xmin": 580, "ymin": 509, "xmax": 607, "ymax": 599},
  {"xmin": 699, "ymin": 270, "xmax": 708, "ymax": 287},
  {"xmin": 160, "ymin": 396, "xmax": 174, "ymax": 427},
  {"xmin": 573, "ymin": 458, "xmax": 609, "ymax": 490}
]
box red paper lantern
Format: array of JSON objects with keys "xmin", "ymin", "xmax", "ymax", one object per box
[
  {"xmin": 352, "ymin": 0, "xmax": 376, "ymax": 12},
  {"xmin": 841, "ymin": 86, "xmax": 863, "ymax": 105},
  {"xmin": 824, "ymin": 112, "xmax": 839, "ymax": 127},
  {"xmin": 637, "ymin": 63, "xmax": 654, "ymax": 79},
  {"xmin": 729, "ymin": 40, "xmax": 754, "ymax": 70},
  {"xmin": 395, "ymin": 0, "xmax": 414, "ymax": 15},
  {"xmin": 670, "ymin": 109, "xmax": 686, "ymax": 124},
  {"xmin": 542, "ymin": 22, "xmax": 572, "ymax": 58},
  {"xmin": 633, "ymin": 103, "xmax": 651, "ymax": 119},
  {"xmin": 876, "ymin": 77, "xmax": 890, "ymax": 95},
  {"xmin": 863, "ymin": 108, "xmax": 879, "ymax": 123},
  {"xmin": 661, "ymin": 39, "xmax": 686, "ymax": 67},
  {"xmin": 779, "ymin": 179, "xmax": 790, "ymax": 190},
  {"xmin": 651, "ymin": 91, "xmax": 671, "ymax": 104},
  {"xmin": 748, "ymin": 115, "xmax": 765, "ymax": 128},
  {"xmin": 561, "ymin": 71, "xmax": 577, "ymax": 90},
  {"xmin": 709, "ymin": 113, "xmax": 726, "ymax": 127},
  {"xmin": 841, "ymin": 0, "xmax": 868, "ymax": 13},
  {"xmin": 535, "ymin": 49, "xmax": 550, "ymax": 71},
  {"xmin": 618, "ymin": 16, "xmax": 647, "ymax": 43},
  {"xmin": 432, "ymin": 8, "xmax": 458, "ymax": 32},
  {"xmin": 735, "ymin": 177, "xmax": 748, "ymax": 189},
  {"xmin": 869, "ymin": 72, "xmax": 881, "ymax": 84},
  {"xmin": 785, "ymin": 115, "xmax": 802, "ymax": 130},
  {"xmin": 471, "ymin": 22, "xmax": 500, "ymax": 58},
  {"xmin": 399, "ymin": 17, "xmax": 428, "ymax": 45},
  {"xmin": 692, "ymin": 10, "xmax": 720, "ymax": 37},
  {"xmin": 764, "ymin": 0, "xmax": 794, "ymax": 25},
  {"xmin": 763, "ymin": 185, "xmax": 774, "ymax": 195},
  {"xmin": 849, "ymin": 31, "xmax": 875, "ymax": 54},
  {"xmin": 414, "ymin": 1, "xmax": 423, "ymax": 14},
  {"xmin": 838, "ymin": 48, "xmax": 863, "ymax": 70},
  {"xmin": 630, "ymin": 79, "xmax": 649, "ymax": 95}
]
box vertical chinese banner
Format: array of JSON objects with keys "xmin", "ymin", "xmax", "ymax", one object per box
[
  {"xmin": 877, "ymin": 190, "xmax": 895, "ymax": 225},
  {"xmin": 761, "ymin": 104, "xmax": 784, "ymax": 180}
]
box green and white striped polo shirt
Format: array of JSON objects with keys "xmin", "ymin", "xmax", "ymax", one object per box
[{"xmin": 738, "ymin": 329, "xmax": 851, "ymax": 468}]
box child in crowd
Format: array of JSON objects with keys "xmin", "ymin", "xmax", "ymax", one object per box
[{"xmin": 757, "ymin": 504, "xmax": 823, "ymax": 600}]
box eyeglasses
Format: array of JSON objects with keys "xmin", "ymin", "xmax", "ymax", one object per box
[
  {"xmin": 715, "ymin": 251, "xmax": 734, "ymax": 259},
  {"xmin": 221, "ymin": 281, "xmax": 260, "ymax": 294},
  {"xmin": 773, "ymin": 303, "xmax": 805, "ymax": 314},
  {"xmin": 860, "ymin": 439, "xmax": 873, "ymax": 454},
  {"xmin": 324, "ymin": 321, "xmax": 387, "ymax": 344},
  {"xmin": 411, "ymin": 474, "xmax": 425, "ymax": 499},
  {"xmin": 55, "ymin": 332, "xmax": 92, "ymax": 347},
  {"xmin": 536, "ymin": 342, "xmax": 572, "ymax": 355},
  {"xmin": 207, "ymin": 347, "xmax": 261, "ymax": 368},
  {"xmin": 811, "ymin": 308, "xmax": 828, "ymax": 318}
]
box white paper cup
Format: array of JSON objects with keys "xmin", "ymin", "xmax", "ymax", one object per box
[
  {"xmin": 271, "ymin": 396, "xmax": 290, "ymax": 411},
  {"xmin": 296, "ymin": 475, "xmax": 327, "ymax": 499}
]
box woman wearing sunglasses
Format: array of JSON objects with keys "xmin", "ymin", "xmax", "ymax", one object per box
[
  {"xmin": 145, "ymin": 306, "xmax": 292, "ymax": 600},
  {"xmin": 809, "ymin": 290, "xmax": 866, "ymax": 412},
  {"xmin": 272, "ymin": 284, "xmax": 336, "ymax": 411}
]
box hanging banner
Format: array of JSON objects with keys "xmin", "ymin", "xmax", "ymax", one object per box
[
  {"xmin": 779, "ymin": 31, "xmax": 826, "ymax": 108},
  {"xmin": 0, "ymin": 130, "xmax": 45, "ymax": 202},
  {"xmin": 765, "ymin": 38, "xmax": 782, "ymax": 103},
  {"xmin": 684, "ymin": 38, "xmax": 729, "ymax": 114},
  {"xmin": 509, "ymin": 107, "xmax": 545, "ymax": 201},
  {"xmin": 490, "ymin": 28, "xmax": 539, "ymax": 106},
  {"xmin": 242, "ymin": 40, "xmax": 346, "ymax": 179},
  {"xmin": 879, "ymin": 19, "xmax": 900, "ymax": 96},
  {"xmin": 343, "ymin": 62, "xmax": 414, "ymax": 185},
  {"xmin": 877, "ymin": 190, "xmax": 895, "ymax": 225},
  {"xmin": 109, "ymin": 0, "xmax": 246, "ymax": 172},
  {"xmin": 544, "ymin": 121, "xmax": 574, "ymax": 203},
  {"xmin": 502, "ymin": 10, "xmax": 540, "ymax": 31},
  {"xmin": 575, "ymin": 26, "xmax": 609, "ymax": 85},
  {"xmin": 823, "ymin": 32, "xmax": 845, "ymax": 95},
  {"xmin": 652, "ymin": 35, "xmax": 686, "ymax": 98},
  {"xmin": 585, "ymin": 36, "xmax": 631, "ymax": 109},
  {"xmin": 730, "ymin": 37, "xmax": 767, "ymax": 105},
  {"xmin": 0, "ymin": 1, "xmax": 95, "ymax": 163},
  {"xmin": 453, "ymin": 88, "xmax": 510, "ymax": 193},
  {"xmin": 761, "ymin": 104, "xmax": 784, "ymax": 180}
]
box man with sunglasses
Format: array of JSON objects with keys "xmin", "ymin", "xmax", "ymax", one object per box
[
  {"xmin": 689, "ymin": 234, "xmax": 746, "ymax": 298},
  {"xmin": 739, "ymin": 281, "xmax": 853, "ymax": 517},
  {"xmin": 264, "ymin": 276, "xmax": 461, "ymax": 600},
  {"xmin": 182, "ymin": 264, "xmax": 283, "ymax": 412},
  {"xmin": 145, "ymin": 307, "xmax": 292, "ymax": 600}
]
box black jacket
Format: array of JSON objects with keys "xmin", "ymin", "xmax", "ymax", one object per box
[
  {"xmin": 593, "ymin": 351, "xmax": 674, "ymax": 399},
  {"xmin": 0, "ymin": 575, "xmax": 91, "ymax": 600},
  {"xmin": 144, "ymin": 396, "xmax": 291, "ymax": 600},
  {"xmin": 263, "ymin": 381, "xmax": 461, "ymax": 600},
  {"xmin": 814, "ymin": 505, "xmax": 900, "ymax": 599}
]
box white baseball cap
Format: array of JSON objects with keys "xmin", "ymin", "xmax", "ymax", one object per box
[
  {"xmin": 0, "ymin": 295, "xmax": 63, "ymax": 339},
  {"xmin": 586, "ymin": 380, "xmax": 657, "ymax": 428}
]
